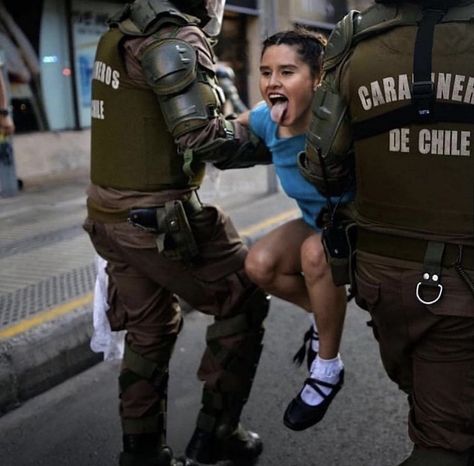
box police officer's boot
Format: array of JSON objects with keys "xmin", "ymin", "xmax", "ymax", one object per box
[
  {"xmin": 185, "ymin": 404, "xmax": 263, "ymax": 464},
  {"xmin": 120, "ymin": 434, "xmax": 196, "ymax": 466},
  {"xmin": 185, "ymin": 288, "xmax": 269, "ymax": 464},
  {"xmin": 397, "ymin": 446, "xmax": 473, "ymax": 466}
]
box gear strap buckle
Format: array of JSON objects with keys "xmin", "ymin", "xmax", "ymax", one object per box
[
  {"xmin": 412, "ymin": 80, "xmax": 434, "ymax": 117},
  {"xmin": 416, "ymin": 241, "xmax": 445, "ymax": 305}
]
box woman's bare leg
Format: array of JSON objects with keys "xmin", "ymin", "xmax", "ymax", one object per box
[
  {"xmin": 245, "ymin": 219, "xmax": 313, "ymax": 311},
  {"xmin": 300, "ymin": 234, "xmax": 347, "ymax": 359}
]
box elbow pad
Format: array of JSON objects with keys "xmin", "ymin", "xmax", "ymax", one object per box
[
  {"xmin": 298, "ymin": 150, "xmax": 354, "ymax": 197},
  {"xmin": 303, "ymin": 78, "xmax": 353, "ymax": 196},
  {"xmin": 306, "ymin": 83, "xmax": 348, "ymax": 162}
]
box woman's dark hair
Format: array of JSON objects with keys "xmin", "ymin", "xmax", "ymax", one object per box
[{"xmin": 261, "ymin": 28, "xmax": 327, "ymax": 79}]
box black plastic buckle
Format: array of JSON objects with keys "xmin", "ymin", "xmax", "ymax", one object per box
[
  {"xmin": 412, "ymin": 80, "xmax": 434, "ymax": 99},
  {"xmin": 412, "ymin": 80, "xmax": 434, "ymax": 117}
]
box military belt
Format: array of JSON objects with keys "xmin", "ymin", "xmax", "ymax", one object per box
[
  {"xmin": 86, "ymin": 190, "xmax": 202, "ymax": 224},
  {"xmin": 127, "ymin": 190, "xmax": 202, "ymax": 231},
  {"xmin": 358, "ymin": 229, "xmax": 474, "ymax": 270}
]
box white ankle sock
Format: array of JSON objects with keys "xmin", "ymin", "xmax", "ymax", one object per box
[{"xmin": 300, "ymin": 354, "xmax": 344, "ymax": 406}]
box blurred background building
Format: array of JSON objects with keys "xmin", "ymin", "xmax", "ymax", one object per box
[{"xmin": 0, "ymin": 0, "xmax": 372, "ymax": 187}]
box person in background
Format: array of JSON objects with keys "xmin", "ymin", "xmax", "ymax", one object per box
[
  {"xmin": 216, "ymin": 61, "xmax": 248, "ymax": 115},
  {"xmin": 83, "ymin": 1, "xmax": 272, "ymax": 465},
  {"xmin": 299, "ymin": 1, "xmax": 474, "ymax": 464},
  {"xmin": 238, "ymin": 28, "xmax": 351, "ymax": 432},
  {"xmin": 0, "ymin": 51, "xmax": 14, "ymax": 136}
]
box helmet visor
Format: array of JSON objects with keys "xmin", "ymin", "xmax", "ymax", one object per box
[{"xmin": 203, "ymin": 0, "xmax": 225, "ymax": 37}]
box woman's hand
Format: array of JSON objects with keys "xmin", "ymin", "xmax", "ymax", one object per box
[{"xmin": 236, "ymin": 110, "xmax": 250, "ymax": 127}]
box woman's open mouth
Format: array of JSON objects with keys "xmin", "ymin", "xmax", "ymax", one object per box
[{"xmin": 269, "ymin": 93, "xmax": 288, "ymax": 124}]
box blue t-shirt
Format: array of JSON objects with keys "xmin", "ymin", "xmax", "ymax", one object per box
[{"xmin": 249, "ymin": 102, "xmax": 335, "ymax": 230}]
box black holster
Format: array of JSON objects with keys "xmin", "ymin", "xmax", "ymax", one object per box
[
  {"xmin": 128, "ymin": 195, "xmax": 200, "ymax": 262},
  {"xmin": 318, "ymin": 207, "xmax": 357, "ymax": 287}
]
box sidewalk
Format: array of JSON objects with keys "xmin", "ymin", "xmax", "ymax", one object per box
[{"xmin": 0, "ymin": 167, "xmax": 299, "ymax": 414}]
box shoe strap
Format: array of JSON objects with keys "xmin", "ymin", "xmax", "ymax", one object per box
[
  {"xmin": 292, "ymin": 325, "xmax": 319, "ymax": 367},
  {"xmin": 304, "ymin": 376, "xmax": 341, "ymax": 399}
]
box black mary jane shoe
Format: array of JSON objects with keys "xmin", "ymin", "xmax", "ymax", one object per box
[
  {"xmin": 283, "ymin": 369, "xmax": 344, "ymax": 431},
  {"xmin": 292, "ymin": 325, "xmax": 319, "ymax": 370}
]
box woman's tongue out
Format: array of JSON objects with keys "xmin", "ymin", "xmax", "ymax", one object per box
[{"xmin": 270, "ymin": 99, "xmax": 288, "ymax": 124}]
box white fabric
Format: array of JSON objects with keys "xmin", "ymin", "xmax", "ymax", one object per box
[
  {"xmin": 90, "ymin": 255, "xmax": 125, "ymax": 361},
  {"xmin": 203, "ymin": 0, "xmax": 225, "ymax": 37},
  {"xmin": 301, "ymin": 354, "xmax": 343, "ymax": 406}
]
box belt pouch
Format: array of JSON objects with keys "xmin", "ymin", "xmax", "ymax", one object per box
[
  {"xmin": 161, "ymin": 200, "xmax": 199, "ymax": 262},
  {"xmin": 321, "ymin": 215, "xmax": 357, "ymax": 287}
]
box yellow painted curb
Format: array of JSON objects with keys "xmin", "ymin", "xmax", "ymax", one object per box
[
  {"xmin": 0, "ymin": 293, "xmax": 93, "ymax": 340},
  {"xmin": 0, "ymin": 208, "xmax": 299, "ymax": 340}
]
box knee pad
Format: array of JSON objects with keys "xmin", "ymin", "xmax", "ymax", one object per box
[
  {"xmin": 205, "ymin": 288, "xmax": 269, "ymax": 375},
  {"xmin": 198, "ymin": 288, "xmax": 270, "ymax": 433},
  {"xmin": 119, "ymin": 342, "xmax": 171, "ymax": 436}
]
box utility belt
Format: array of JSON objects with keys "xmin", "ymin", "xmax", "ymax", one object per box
[
  {"xmin": 127, "ymin": 190, "xmax": 203, "ymax": 262},
  {"xmin": 358, "ymin": 229, "xmax": 474, "ymax": 304},
  {"xmin": 358, "ymin": 229, "xmax": 474, "ymax": 270}
]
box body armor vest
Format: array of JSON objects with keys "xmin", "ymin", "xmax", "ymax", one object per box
[
  {"xmin": 90, "ymin": 26, "xmax": 205, "ymax": 190},
  {"xmin": 347, "ymin": 3, "xmax": 474, "ymax": 242}
]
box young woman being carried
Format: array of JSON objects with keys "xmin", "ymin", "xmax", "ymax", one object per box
[{"xmin": 238, "ymin": 29, "xmax": 352, "ymax": 430}]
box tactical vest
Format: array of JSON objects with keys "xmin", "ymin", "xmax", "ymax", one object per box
[
  {"xmin": 90, "ymin": 26, "xmax": 205, "ymax": 190},
  {"xmin": 345, "ymin": 2, "xmax": 474, "ymax": 240}
]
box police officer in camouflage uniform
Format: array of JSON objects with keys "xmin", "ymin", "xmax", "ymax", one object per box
[
  {"xmin": 299, "ymin": 1, "xmax": 474, "ymax": 465},
  {"xmin": 83, "ymin": 1, "xmax": 271, "ymax": 465}
]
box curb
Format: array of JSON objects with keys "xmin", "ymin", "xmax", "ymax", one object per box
[
  {"xmin": 0, "ymin": 306, "xmax": 101, "ymax": 415},
  {"xmin": 0, "ymin": 231, "xmax": 273, "ymax": 415}
]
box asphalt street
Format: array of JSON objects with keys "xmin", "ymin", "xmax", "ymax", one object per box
[{"xmin": 0, "ymin": 296, "xmax": 412, "ymax": 466}]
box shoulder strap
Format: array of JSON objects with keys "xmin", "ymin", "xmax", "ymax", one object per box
[{"xmin": 411, "ymin": 5, "xmax": 449, "ymax": 121}]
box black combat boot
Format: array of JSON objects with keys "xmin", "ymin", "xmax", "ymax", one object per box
[
  {"xmin": 119, "ymin": 433, "xmax": 197, "ymax": 466},
  {"xmin": 398, "ymin": 446, "xmax": 473, "ymax": 466},
  {"xmin": 185, "ymin": 423, "xmax": 262, "ymax": 464}
]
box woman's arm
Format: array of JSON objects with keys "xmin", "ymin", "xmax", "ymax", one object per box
[{"xmin": 236, "ymin": 110, "xmax": 250, "ymax": 127}]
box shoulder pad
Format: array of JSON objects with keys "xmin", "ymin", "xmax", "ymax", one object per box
[
  {"xmin": 141, "ymin": 39, "xmax": 197, "ymax": 94},
  {"xmin": 115, "ymin": 0, "xmax": 200, "ymax": 36},
  {"xmin": 353, "ymin": 2, "xmax": 418, "ymax": 41},
  {"xmin": 323, "ymin": 10, "xmax": 359, "ymax": 73},
  {"xmin": 324, "ymin": 3, "xmax": 419, "ymax": 72}
]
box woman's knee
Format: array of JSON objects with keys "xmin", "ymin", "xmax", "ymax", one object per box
[
  {"xmin": 245, "ymin": 247, "xmax": 278, "ymax": 287},
  {"xmin": 301, "ymin": 236, "xmax": 329, "ymax": 281}
]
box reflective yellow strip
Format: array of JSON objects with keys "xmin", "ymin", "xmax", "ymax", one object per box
[
  {"xmin": 0, "ymin": 208, "xmax": 299, "ymax": 340},
  {"xmin": 0, "ymin": 293, "xmax": 94, "ymax": 340}
]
